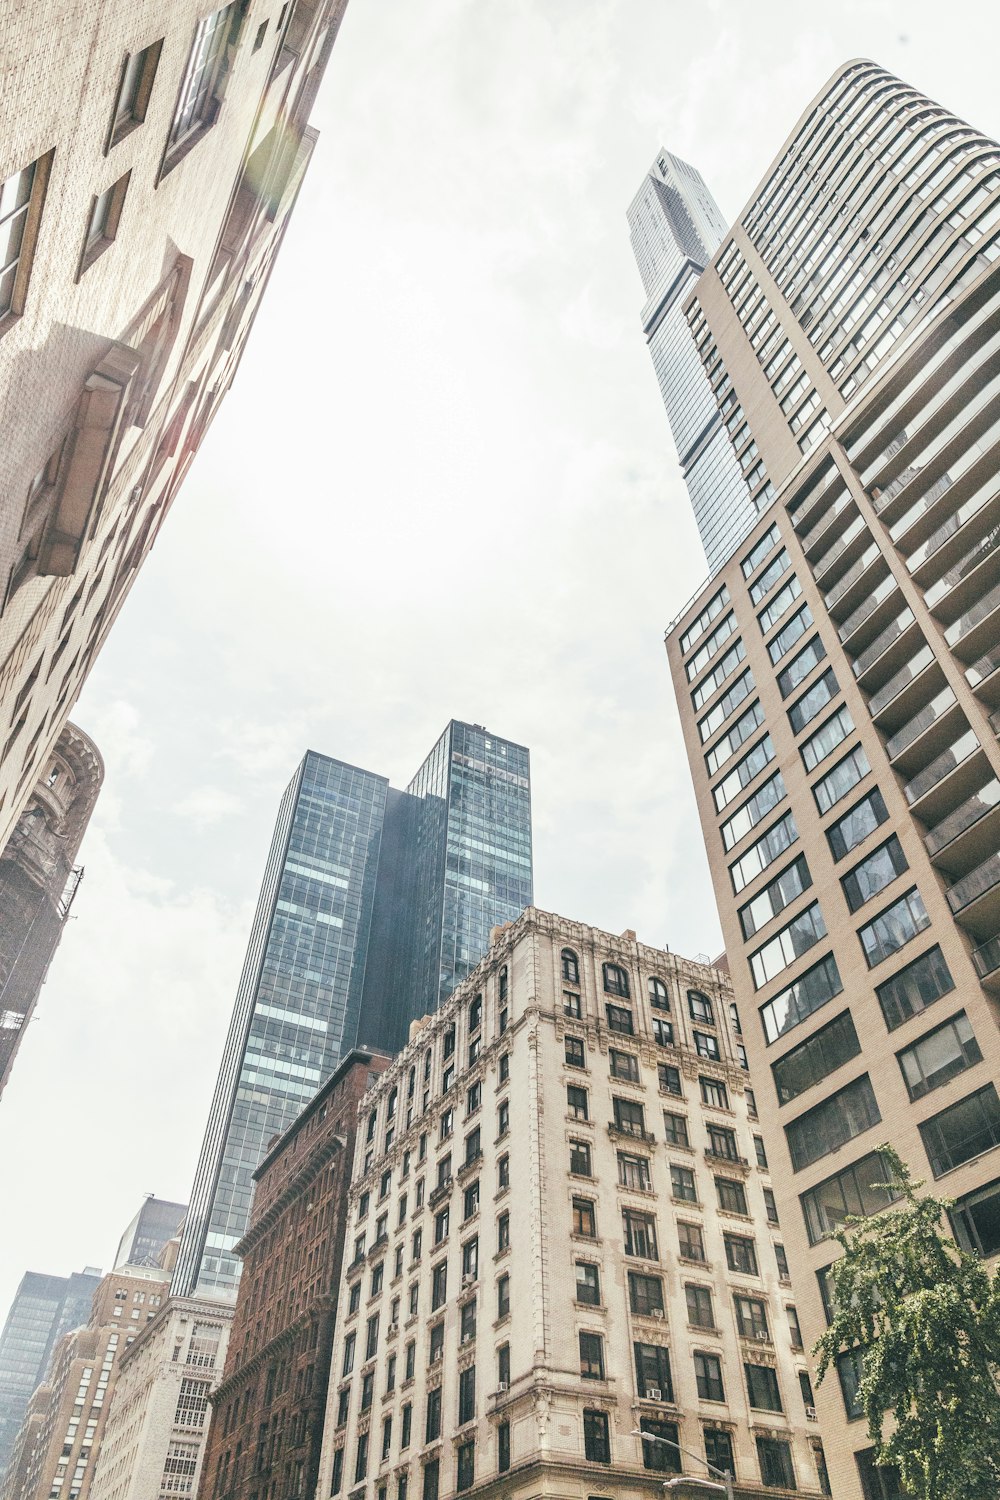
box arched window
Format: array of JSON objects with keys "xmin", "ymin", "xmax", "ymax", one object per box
[
  {"xmin": 561, "ymin": 948, "xmax": 580, "ymax": 984},
  {"xmin": 407, "ymin": 1065, "xmax": 416, "ymax": 1100},
  {"xmin": 469, "ymin": 993, "xmax": 483, "ymax": 1032},
  {"xmin": 688, "ymin": 990, "xmax": 714, "ymax": 1025},
  {"xmin": 387, "ymin": 1087, "xmax": 397, "ymax": 1119},
  {"xmin": 499, "ymin": 966, "xmax": 509, "ymax": 1002},
  {"xmin": 366, "ymin": 1109, "xmax": 377, "ymax": 1143},
  {"xmin": 603, "ymin": 963, "xmax": 630, "ymax": 999},
  {"xmin": 648, "ymin": 977, "xmax": 670, "ymax": 1012}
]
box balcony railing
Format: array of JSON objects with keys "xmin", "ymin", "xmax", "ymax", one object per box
[
  {"xmin": 799, "ymin": 489, "xmax": 854, "ymax": 555},
  {"xmin": 967, "ymin": 645, "xmax": 1000, "ymax": 689},
  {"xmin": 972, "ymin": 935, "xmax": 1000, "ymax": 980},
  {"xmin": 609, "ymin": 1122, "xmax": 656, "ymax": 1145},
  {"xmin": 867, "ymin": 645, "xmax": 935, "ymax": 718},
  {"xmin": 704, "ymin": 1148, "xmax": 750, "ymax": 1168},
  {"xmin": 838, "ymin": 573, "xmax": 899, "ymax": 643},
  {"xmin": 824, "ymin": 541, "xmax": 881, "ymax": 609},
  {"xmin": 885, "ymin": 686, "xmax": 957, "ymax": 761},
  {"xmin": 851, "ymin": 607, "xmax": 915, "ymax": 678},
  {"xmin": 903, "ymin": 730, "xmax": 981, "ymax": 805},
  {"xmin": 947, "ymin": 850, "xmax": 1000, "ymax": 914},
  {"xmin": 926, "ymin": 779, "xmax": 1000, "ymax": 855},
  {"xmin": 924, "ymin": 521, "xmax": 1000, "ymax": 608},
  {"xmin": 944, "ymin": 577, "xmax": 1000, "ymax": 648},
  {"xmin": 428, "ymin": 1179, "xmax": 453, "ymax": 1208},
  {"xmin": 813, "ymin": 512, "xmax": 867, "ymax": 583}
]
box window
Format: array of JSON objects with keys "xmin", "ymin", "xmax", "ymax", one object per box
[
  {"xmin": 429, "ymin": 1321, "xmax": 444, "ymax": 1363},
  {"xmin": 788, "ymin": 668, "xmax": 839, "ymax": 734},
  {"xmin": 859, "ymin": 888, "xmax": 930, "ymax": 967},
  {"xmin": 623, "ymin": 1209, "xmax": 658, "ymax": 1259},
  {"xmin": 801, "ymin": 703, "xmax": 854, "ymax": 771},
  {"xmin": 618, "ymin": 1152, "xmax": 652, "ymax": 1191},
  {"xmin": 579, "ymin": 1331, "xmax": 605, "ymax": 1380},
  {"xmin": 678, "ymin": 1222, "xmax": 705, "ymax": 1261},
  {"xmin": 670, "ymin": 1165, "xmax": 697, "ymax": 1203},
  {"xmin": 759, "ymin": 953, "xmax": 843, "ymax": 1043},
  {"xmin": 0, "ymin": 154, "xmax": 51, "ymax": 325},
  {"xmin": 583, "ymin": 1409, "xmax": 610, "ymax": 1464},
  {"xmin": 721, "ymin": 772, "xmax": 786, "ymax": 851},
  {"xmin": 561, "ymin": 948, "xmax": 580, "ymax": 983},
  {"xmin": 787, "ymin": 1305, "xmax": 804, "ymax": 1349},
  {"xmin": 755, "ymin": 1136, "xmax": 769, "ymax": 1169},
  {"xmin": 573, "ymin": 1198, "xmax": 597, "ymax": 1238},
  {"xmin": 694, "ymin": 1030, "xmax": 721, "ymax": 1060},
  {"xmin": 663, "ymin": 1112, "xmax": 689, "ymax": 1147},
  {"xmin": 109, "ymin": 40, "xmax": 163, "ymax": 148},
  {"xmin": 466, "ymin": 1079, "xmax": 481, "ymax": 1113},
  {"xmin": 716, "ymin": 1178, "xmax": 748, "ymax": 1215},
  {"xmin": 497, "ymin": 1343, "xmax": 510, "ymax": 1387},
  {"xmin": 652, "ymin": 1017, "xmax": 674, "ymax": 1047},
  {"xmin": 564, "ymin": 991, "xmax": 582, "ymax": 1018},
  {"xmin": 565, "ymin": 1036, "xmax": 586, "ymax": 1069},
  {"xmin": 497, "ymin": 1212, "xmax": 510, "ymax": 1252},
  {"xmin": 342, "ymin": 1332, "xmax": 356, "ymax": 1377},
  {"xmin": 576, "ymin": 1262, "xmax": 601, "ymax": 1305},
  {"xmin": 440, "ymin": 1108, "xmax": 454, "ymax": 1141},
  {"xmin": 734, "ymin": 1295, "xmax": 769, "ymax": 1340},
  {"xmin": 898, "ymin": 1012, "xmax": 982, "ymax": 1101},
  {"xmin": 694, "ymin": 1351, "xmax": 725, "ymax": 1402},
  {"xmin": 610, "ymin": 1048, "xmax": 639, "ymax": 1081},
  {"xmin": 463, "ymin": 1180, "xmax": 480, "ymax": 1221},
  {"xmin": 79, "ymin": 171, "xmax": 131, "ymax": 274},
  {"xmin": 628, "ymin": 1271, "xmax": 664, "ymax": 1317},
  {"xmin": 434, "ymin": 1207, "xmax": 449, "ymax": 1244},
  {"xmin": 739, "ymin": 854, "xmax": 812, "ymax": 939},
  {"xmin": 659, "ymin": 1064, "xmax": 682, "ymax": 1096},
  {"xmin": 950, "ymin": 1176, "xmax": 1000, "ymax": 1258},
  {"xmin": 687, "ymin": 991, "xmax": 713, "ymax": 1026},
  {"xmin": 758, "ymin": 575, "xmax": 802, "ymax": 633},
  {"xmin": 778, "ymin": 635, "xmax": 827, "ymax": 698},
  {"xmin": 634, "ymin": 1342, "xmax": 674, "ymax": 1401},
  {"xmin": 498, "ymin": 1053, "xmax": 509, "ymax": 1083},
  {"xmin": 605, "ymin": 1003, "xmax": 634, "ymax": 1035},
  {"xmin": 757, "ymin": 1436, "xmax": 796, "ymax": 1488},
  {"xmin": 465, "ymin": 1127, "xmax": 481, "ymax": 1165},
  {"xmin": 749, "ymin": 547, "xmax": 791, "ymax": 603},
  {"xmin": 707, "ymin": 1125, "xmax": 740, "ymax": 1161},
  {"xmin": 570, "ymin": 1139, "xmax": 592, "ymax": 1176},
  {"xmin": 497, "ymin": 1421, "xmax": 511, "ymax": 1473},
  {"xmin": 456, "ymin": 1441, "xmax": 474, "ymax": 1492},
  {"xmin": 801, "ymin": 1151, "xmax": 901, "ymax": 1244},
  {"xmin": 746, "ymin": 1363, "xmax": 783, "ymax": 1412},
  {"xmin": 842, "ymin": 833, "xmax": 908, "ymax": 910},
  {"xmin": 686, "ymin": 1283, "xmax": 714, "ymax": 1327},
  {"xmin": 681, "ymin": 584, "xmax": 730, "ymax": 654},
  {"xmin": 706, "ymin": 699, "xmax": 766, "ymax": 775},
  {"xmin": 458, "ymin": 1365, "xmax": 476, "ymax": 1425},
  {"xmin": 425, "ymin": 1386, "xmax": 441, "ymax": 1442},
  {"xmin": 920, "ymin": 1083, "xmax": 1000, "ymax": 1177},
  {"xmin": 743, "ymin": 523, "xmax": 780, "ymax": 578},
  {"xmin": 354, "ymin": 1432, "xmax": 369, "ymax": 1483},
  {"xmin": 730, "ymin": 810, "xmax": 799, "ymax": 893},
  {"xmin": 724, "ymin": 1234, "xmax": 758, "ymax": 1275},
  {"xmin": 768, "ymin": 602, "xmax": 813, "ymax": 663},
  {"xmin": 856, "ymin": 1448, "xmax": 907, "ymax": 1500},
  {"xmin": 877, "ymin": 945, "xmax": 954, "ymax": 1030},
  {"xmin": 461, "ymin": 1237, "xmax": 479, "ymax": 1281},
  {"xmin": 431, "ymin": 1262, "xmax": 447, "ymax": 1311},
  {"xmin": 691, "ymin": 640, "xmax": 747, "ymax": 711},
  {"xmin": 365, "ymin": 1313, "xmax": 380, "ymax": 1359},
  {"xmin": 497, "ymin": 1274, "xmax": 510, "ymax": 1318},
  {"xmin": 568, "ymin": 1085, "xmax": 588, "ymax": 1120},
  {"xmin": 422, "ymin": 1459, "xmax": 439, "ymax": 1500},
  {"xmin": 705, "ymin": 1430, "xmax": 735, "ymax": 1483},
  {"xmin": 613, "ymin": 1097, "xmax": 647, "ymax": 1138},
  {"xmin": 772, "ymin": 1010, "xmax": 861, "ymax": 1104},
  {"xmin": 648, "ymin": 976, "xmax": 670, "ymax": 1010},
  {"xmin": 813, "ymin": 744, "xmax": 871, "ymax": 814},
  {"xmin": 470, "ymin": 991, "xmax": 483, "ymax": 1030},
  {"xmin": 837, "ymin": 1349, "xmax": 865, "ymax": 1419},
  {"xmin": 497, "ymin": 1099, "xmax": 510, "ymax": 1136},
  {"xmin": 603, "ymin": 963, "xmax": 630, "ymax": 998},
  {"xmin": 162, "ymin": 4, "xmax": 237, "ymax": 170},
  {"xmin": 699, "ymin": 1077, "xmax": 729, "ymax": 1110},
  {"xmin": 750, "ymin": 901, "xmax": 827, "ymax": 987},
  {"xmin": 640, "ymin": 1417, "xmax": 681, "ymax": 1472},
  {"xmin": 405, "ymin": 1344, "xmax": 416, "ymax": 1381},
  {"xmin": 786, "ymin": 1075, "xmax": 881, "ymax": 1171},
  {"xmin": 497, "ymin": 1153, "xmax": 509, "ymax": 1193}
]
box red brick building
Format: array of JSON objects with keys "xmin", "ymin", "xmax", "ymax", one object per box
[{"xmin": 199, "ymin": 1049, "xmax": 391, "ymax": 1500}]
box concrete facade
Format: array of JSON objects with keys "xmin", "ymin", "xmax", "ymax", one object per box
[
  {"xmin": 197, "ymin": 1050, "xmax": 390, "ymax": 1500},
  {"xmin": 86, "ymin": 1298, "xmax": 233, "ymax": 1500},
  {"xmin": 0, "ymin": 722, "xmax": 102, "ymax": 1096},
  {"xmin": 663, "ymin": 61, "xmax": 1000, "ymax": 1500},
  {"xmin": 314, "ymin": 909, "xmax": 831, "ymax": 1500},
  {"xmin": 0, "ymin": 0, "xmax": 349, "ymax": 852}
]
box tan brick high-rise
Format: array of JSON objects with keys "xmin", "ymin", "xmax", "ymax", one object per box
[
  {"xmin": 655, "ymin": 60, "xmax": 1000, "ymax": 1500},
  {"xmin": 0, "ymin": 0, "xmax": 348, "ymax": 850}
]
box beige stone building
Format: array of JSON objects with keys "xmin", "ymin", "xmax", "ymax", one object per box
[
  {"xmin": 660, "ymin": 61, "xmax": 1000, "ymax": 1500},
  {"xmin": 0, "ymin": 0, "xmax": 348, "ymax": 850},
  {"xmin": 1, "ymin": 1267, "xmax": 170, "ymax": 1500},
  {"xmin": 86, "ymin": 1296, "xmax": 233, "ymax": 1500},
  {"xmin": 314, "ymin": 908, "xmax": 831, "ymax": 1500}
]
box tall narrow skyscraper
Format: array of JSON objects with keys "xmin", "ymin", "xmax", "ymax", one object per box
[
  {"xmin": 658, "ymin": 60, "xmax": 1000, "ymax": 1500},
  {"xmin": 174, "ymin": 722, "xmax": 532, "ymax": 1301},
  {"xmin": 628, "ymin": 152, "xmax": 762, "ymax": 572}
]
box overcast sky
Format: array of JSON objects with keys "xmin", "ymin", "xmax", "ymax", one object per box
[{"xmin": 2, "ymin": 0, "xmax": 997, "ymax": 1323}]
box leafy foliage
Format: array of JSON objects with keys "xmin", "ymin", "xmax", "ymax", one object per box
[{"xmin": 813, "ymin": 1145, "xmax": 1000, "ymax": 1500}]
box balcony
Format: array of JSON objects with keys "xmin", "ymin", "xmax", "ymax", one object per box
[
  {"xmin": 851, "ymin": 607, "xmax": 917, "ymax": 682},
  {"xmin": 967, "ymin": 645, "xmax": 1000, "ymax": 706},
  {"xmin": 971, "ymin": 935, "xmax": 1000, "ymax": 991},
  {"xmin": 947, "ymin": 850, "xmax": 1000, "ymax": 935},
  {"xmin": 608, "ymin": 1122, "xmax": 656, "ymax": 1145},
  {"xmin": 428, "ymin": 1179, "xmax": 453, "ymax": 1209},
  {"xmin": 838, "ymin": 573, "xmax": 902, "ymax": 651},
  {"xmin": 457, "ymin": 1149, "xmax": 483, "ymax": 1181},
  {"xmin": 884, "ymin": 685, "xmax": 959, "ymax": 768},
  {"xmin": 800, "ymin": 489, "xmax": 856, "ymax": 558},
  {"xmin": 925, "ymin": 779, "xmax": 1000, "ymax": 876},
  {"xmin": 813, "ymin": 512, "xmax": 869, "ymax": 589},
  {"xmin": 867, "ymin": 646, "xmax": 939, "ymax": 724},
  {"xmin": 824, "ymin": 542, "xmax": 885, "ymax": 615},
  {"xmin": 923, "ymin": 518, "xmax": 1000, "ymax": 620},
  {"xmin": 944, "ymin": 577, "xmax": 1000, "ymax": 663},
  {"xmin": 903, "ymin": 730, "xmax": 985, "ymax": 820},
  {"xmin": 704, "ymin": 1148, "xmax": 750, "ymax": 1170}
]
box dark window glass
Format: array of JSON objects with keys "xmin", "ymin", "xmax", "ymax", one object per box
[
  {"xmin": 876, "ymin": 945, "xmax": 954, "ymax": 1029},
  {"xmin": 658, "ymin": 1064, "xmax": 682, "ymax": 1095},
  {"xmin": 700, "ymin": 1077, "xmax": 729, "ymax": 1110},
  {"xmin": 623, "ymin": 1210, "xmax": 658, "ymax": 1260},
  {"xmin": 739, "ymin": 854, "xmax": 813, "ymax": 939},
  {"xmin": 424, "ymin": 1387, "xmax": 441, "ymax": 1442},
  {"xmin": 678, "ymin": 1222, "xmax": 705, "ymax": 1262},
  {"xmin": 759, "ymin": 953, "xmax": 843, "ymax": 1043},
  {"xmin": 456, "ymin": 1441, "xmax": 474, "ymax": 1492},
  {"xmin": 613, "ymin": 1097, "xmax": 647, "ymax": 1137},
  {"xmin": 565, "ymin": 1036, "xmax": 586, "ymax": 1068},
  {"xmin": 756, "ymin": 1436, "xmax": 796, "ymax": 1488},
  {"xmin": 724, "ymin": 1235, "xmax": 758, "ymax": 1275},
  {"xmin": 570, "ymin": 1139, "xmax": 592, "ymax": 1176},
  {"xmin": 634, "ymin": 1342, "xmax": 673, "ymax": 1400},
  {"xmin": 785, "ymin": 1075, "xmax": 881, "ymax": 1171},
  {"xmin": 576, "ymin": 1262, "xmax": 601, "ymax": 1305},
  {"xmin": 610, "ymin": 1048, "xmax": 640, "ymax": 1081},
  {"xmin": 950, "ymin": 1175, "xmax": 1000, "ymax": 1257},
  {"xmin": 837, "ymin": 1348, "xmax": 865, "ymax": 1419},
  {"xmin": 746, "ymin": 1363, "xmax": 783, "ymax": 1412},
  {"xmin": 919, "ymin": 1083, "xmax": 1000, "ymax": 1177},
  {"xmin": 670, "ymin": 1165, "xmax": 697, "ymax": 1203},
  {"xmin": 813, "ymin": 744, "xmax": 871, "ymax": 815},
  {"xmin": 648, "ymin": 976, "xmax": 671, "ymax": 1010},
  {"xmin": 458, "ymin": 1366, "xmax": 476, "ymax": 1425},
  {"xmin": 705, "ymin": 1430, "xmax": 735, "ymax": 1482},
  {"xmin": 603, "ymin": 963, "xmax": 631, "ymax": 998},
  {"xmin": 842, "ymin": 833, "xmax": 908, "ymax": 910},
  {"xmin": 685, "ymin": 1283, "xmax": 714, "ymax": 1327},
  {"xmin": 858, "ymin": 888, "xmax": 930, "ymax": 967},
  {"xmin": 772, "ymin": 1010, "xmax": 861, "ymax": 1103},
  {"xmin": 422, "ymin": 1458, "xmax": 438, "ymax": 1500},
  {"xmin": 561, "ymin": 948, "xmax": 580, "ymax": 983},
  {"xmin": 801, "ymin": 1151, "xmax": 901, "ymax": 1245},
  {"xmin": 606, "ymin": 1003, "xmax": 634, "ymax": 1034},
  {"xmin": 788, "ymin": 667, "xmax": 839, "ymax": 735},
  {"xmin": 497, "ymin": 1421, "xmax": 510, "ymax": 1473},
  {"xmin": 497, "ymin": 1275, "xmax": 510, "ymax": 1319},
  {"xmin": 897, "ymin": 1011, "xmax": 982, "ymax": 1100},
  {"xmin": 856, "ymin": 1447, "xmax": 909, "ymax": 1499},
  {"xmin": 716, "ymin": 1177, "xmax": 748, "ymax": 1214},
  {"xmin": 572, "ymin": 1199, "xmax": 596, "ymax": 1238},
  {"xmin": 777, "ymin": 634, "xmax": 827, "ymax": 698},
  {"xmin": 688, "ymin": 990, "xmax": 714, "ymax": 1024},
  {"xmin": 567, "ymin": 1085, "xmax": 588, "ymax": 1120},
  {"xmin": 734, "ymin": 1295, "xmax": 769, "ymax": 1340},
  {"xmin": 628, "ymin": 1272, "xmax": 664, "ymax": 1317},
  {"xmin": 694, "ymin": 1351, "xmax": 725, "ymax": 1402},
  {"xmin": 828, "ymin": 790, "xmax": 890, "ymax": 862},
  {"xmin": 663, "ymin": 1112, "xmax": 689, "ymax": 1147},
  {"xmin": 708, "ymin": 1125, "xmax": 740, "ymax": 1161},
  {"xmin": 583, "ymin": 1409, "xmax": 610, "ymax": 1464}
]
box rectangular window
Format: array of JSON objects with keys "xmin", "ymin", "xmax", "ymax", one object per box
[
  {"xmin": 749, "ymin": 901, "xmax": 827, "ymax": 988},
  {"xmin": 742, "ymin": 523, "xmax": 781, "ymax": 579},
  {"xmin": 760, "ymin": 953, "xmax": 843, "ymax": 1043},
  {"xmin": 109, "ymin": 40, "xmax": 163, "ymax": 148},
  {"xmin": 757, "ymin": 1436, "xmax": 796, "ymax": 1488},
  {"xmin": 623, "ymin": 1210, "xmax": 658, "ymax": 1260},
  {"xmin": 663, "ymin": 1112, "xmax": 689, "ymax": 1147},
  {"xmin": 576, "ymin": 1262, "xmax": 601, "ymax": 1306},
  {"xmin": 79, "ymin": 170, "xmax": 131, "ymax": 274},
  {"xmin": 570, "ymin": 1139, "xmax": 592, "ymax": 1176},
  {"xmin": 950, "ymin": 1175, "xmax": 1000, "ymax": 1258},
  {"xmin": 876, "ymin": 945, "xmax": 954, "ymax": 1030},
  {"xmin": 788, "ymin": 667, "xmax": 839, "ymax": 734},
  {"xmin": 705, "ymin": 1430, "xmax": 735, "ymax": 1483},
  {"xmin": 694, "ymin": 1030, "xmax": 721, "ymax": 1060},
  {"xmin": 691, "ymin": 640, "xmax": 747, "ymax": 711},
  {"xmin": 685, "ymin": 1282, "xmax": 714, "ymax": 1326},
  {"xmin": 640, "ymin": 1417, "xmax": 681, "ymax": 1473},
  {"xmin": 734, "ymin": 1295, "xmax": 769, "ymax": 1340},
  {"xmin": 618, "ymin": 1152, "xmax": 652, "ymax": 1191},
  {"xmin": 681, "ymin": 585, "xmax": 731, "ymax": 654},
  {"xmin": 842, "ymin": 832, "xmax": 908, "ymax": 910},
  {"xmin": 572, "ymin": 1199, "xmax": 596, "ymax": 1238},
  {"xmin": 425, "ymin": 1387, "xmax": 441, "ymax": 1443},
  {"xmin": 859, "ymin": 888, "xmax": 930, "ymax": 967},
  {"xmin": 801, "ymin": 1151, "xmax": 901, "ymax": 1245},
  {"xmin": 565, "ymin": 1036, "xmax": 585, "ymax": 1068},
  {"xmin": 699, "ymin": 1077, "xmax": 729, "ymax": 1110},
  {"xmin": 721, "ymin": 772, "xmax": 787, "ymax": 851},
  {"xmin": 786, "ymin": 1075, "xmax": 881, "ymax": 1171},
  {"xmin": 685, "ymin": 612, "xmax": 739, "ymax": 681},
  {"xmin": 768, "ymin": 602, "xmax": 814, "ymax": 664},
  {"xmin": 567, "ymin": 1085, "xmax": 588, "ymax": 1120},
  {"xmin": 920, "ymin": 1083, "xmax": 1000, "ymax": 1178},
  {"xmin": 658, "ymin": 1064, "xmax": 682, "ymax": 1096},
  {"xmin": 583, "ymin": 1409, "xmax": 610, "ymax": 1464},
  {"xmin": 628, "ymin": 1272, "xmax": 665, "ymax": 1317},
  {"xmin": 422, "ymin": 1459, "xmax": 439, "ymax": 1500},
  {"xmin": 746, "ymin": 1364, "xmax": 783, "ymax": 1412},
  {"xmin": 837, "ymin": 1349, "xmax": 865, "ymax": 1420},
  {"xmin": 707, "ymin": 1125, "xmax": 740, "ymax": 1161},
  {"xmin": 698, "ymin": 668, "xmax": 755, "ymax": 743},
  {"xmin": 778, "ymin": 635, "xmax": 827, "ymax": 698},
  {"xmin": 739, "ymin": 854, "xmax": 812, "ymax": 940},
  {"xmin": 610, "ymin": 1049, "xmax": 639, "ymax": 1082},
  {"xmin": 758, "ymin": 575, "xmax": 803, "ymax": 633},
  {"xmin": 772, "ymin": 1011, "xmax": 861, "ymax": 1104},
  {"xmin": 705, "ymin": 701, "xmax": 765, "ymax": 776},
  {"xmin": 712, "ymin": 735, "xmax": 775, "ymax": 813},
  {"xmin": 814, "ymin": 744, "xmax": 871, "ymax": 814},
  {"xmin": 163, "ymin": 4, "xmax": 237, "ymax": 168},
  {"xmin": 679, "ymin": 1221, "xmax": 706, "ymax": 1262},
  {"xmin": 729, "ymin": 810, "xmax": 799, "ymax": 894},
  {"xmin": 724, "ymin": 1235, "xmax": 758, "ymax": 1275},
  {"xmin": 749, "ymin": 548, "xmax": 790, "ymax": 603},
  {"xmin": 898, "ymin": 1011, "xmax": 982, "ymax": 1101},
  {"xmin": 827, "ymin": 792, "xmax": 893, "ymax": 864},
  {"xmin": 716, "ymin": 1178, "xmax": 748, "ymax": 1215},
  {"xmin": 613, "ymin": 1098, "xmax": 646, "ymax": 1137},
  {"xmin": 497, "ymin": 1421, "xmax": 510, "ymax": 1473},
  {"xmin": 801, "ymin": 703, "xmax": 855, "ymax": 771},
  {"xmin": 458, "ymin": 1366, "xmax": 476, "ymax": 1425},
  {"xmin": 497, "ymin": 1274, "xmax": 510, "ymax": 1318},
  {"xmin": 694, "ymin": 1351, "xmax": 725, "ymax": 1402},
  {"xmin": 856, "ymin": 1448, "xmax": 907, "ymax": 1500},
  {"xmin": 652, "ymin": 1017, "xmax": 674, "ymax": 1046},
  {"xmin": 0, "ymin": 154, "xmax": 50, "ymax": 325},
  {"xmin": 634, "ymin": 1342, "xmax": 674, "ymax": 1401},
  {"xmin": 456, "ymin": 1441, "xmax": 474, "ymax": 1492}
]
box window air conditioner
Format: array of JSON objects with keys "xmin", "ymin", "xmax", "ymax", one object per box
[
  {"xmin": 646, "ymin": 1388, "xmax": 661, "ymax": 1402},
  {"xmin": 651, "ymin": 1308, "xmax": 665, "ymax": 1319},
  {"xmin": 805, "ymin": 1405, "xmax": 817, "ymax": 1420},
  {"xmin": 496, "ymin": 1381, "xmax": 509, "ymax": 1393}
]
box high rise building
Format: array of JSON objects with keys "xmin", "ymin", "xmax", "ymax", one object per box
[
  {"xmin": 0, "ymin": 0, "xmax": 350, "ymax": 855},
  {"xmin": 195, "ymin": 1050, "xmax": 390, "ymax": 1500},
  {"xmin": 0, "ymin": 1270, "xmax": 102, "ymax": 1480},
  {"xmin": 0, "ymin": 1267, "xmax": 170, "ymax": 1500},
  {"xmin": 628, "ymin": 152, "xmax": 762, "ymax": 573},
  {"xmin": 315, "ymin": 909, "xmax": 832, "ymax": 1500},
  {"xmin": 660, "ymin": 60, "xmax": 1000, "ymax": 1500},
  {"xmin": 173, "ymin": 723, "xmax": 532, "ymax": 1303},
  {"xmin": 113, "ymin": 1200, "xmax": 188, "ymax": 1272},
  {"xmin": 0, "ymin": 723, "xmax": 102, "ymax": 1098}
]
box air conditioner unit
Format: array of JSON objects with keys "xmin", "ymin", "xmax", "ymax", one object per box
[
  {"xmin": 646, "ymin": 1388, "xmax": 662, "ymax": 1402},
  {"xmin": 462, "ymin": 1273, "xmax": 475, "ymax": 1287},
  {"xmin": 651, "ymin": 1308, "xmax": 665, "ymax": 1319},
  {"xmin": 754, "ymin": 1332, "xmax": 770, "ymax": 1342},
  {"xmin": 496, "ymin": 1381, "xmax": 509, "ymax": 1393},
  {"xmin": 805, "ymin": 1405, "xmax": 817, "ymax": 1420},
  {"xmin": 431, "ymin": 1351, "xmax": 442, "ymax": 1364},
  {"xmin": 388, "ymin": 1324, "xmax": 399, "ymax": 1337}
]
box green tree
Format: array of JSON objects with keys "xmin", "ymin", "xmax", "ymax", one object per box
[{"xmin": 813, "ymin": 1144, "xmax": 1000, "ymax": 1500}]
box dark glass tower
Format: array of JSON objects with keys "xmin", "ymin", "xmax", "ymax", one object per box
[
  {"xmin": 113, "ymin": 1197, "xmax": 188, "ymax": 1270},
  {"xmin": 0, "ymin": 1268, "xmax": 101, "ymax": 1479},
  {"xmin": 174, "ymin": 722, "xmax": 532, "ymax": 1301}
]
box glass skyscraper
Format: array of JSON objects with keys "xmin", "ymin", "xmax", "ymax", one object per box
[
  {"xmin": 628, "ymin": 150, "xmax": 763, "ymax": 574},
  {"xmin": 174, "ymin": 722, "xmax": 532, "ymax": 1301}
]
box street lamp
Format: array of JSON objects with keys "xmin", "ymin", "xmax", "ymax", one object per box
[{"xmin": 630, "ymin": 1428, "xmax": 735, "ymax": 1500}]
